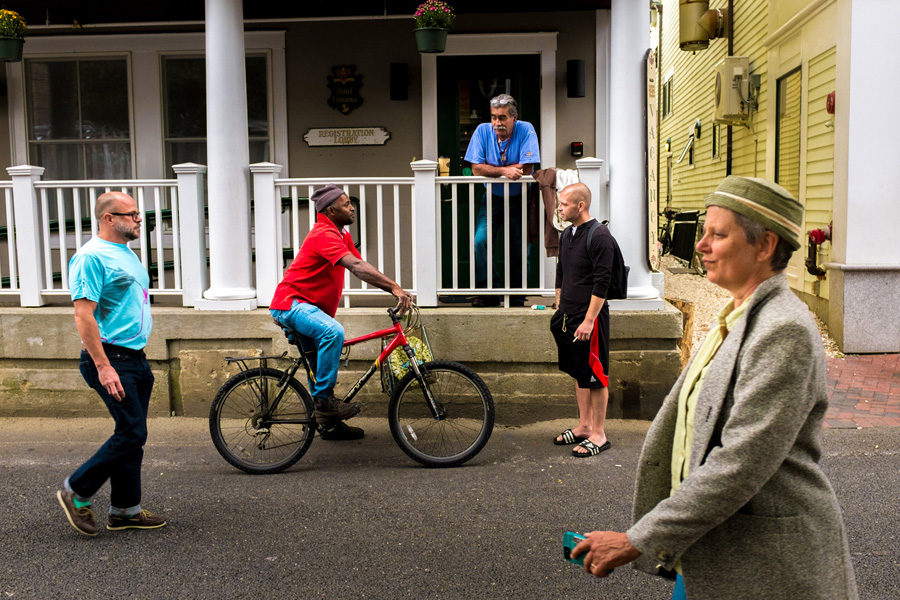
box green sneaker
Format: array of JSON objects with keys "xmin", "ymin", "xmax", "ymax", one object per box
[{"xmin": 107, "ymin": 509, "xmax": 167, "ymax": 531}]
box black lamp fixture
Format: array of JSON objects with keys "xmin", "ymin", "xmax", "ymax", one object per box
[{"xmin": 567, "ymin": 59, "xmax": 585, "ymax": 98}]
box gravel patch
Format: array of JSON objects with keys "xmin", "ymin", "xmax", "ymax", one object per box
[{"xmin": 661, "ymin": 255, "xmax": 841, "ymax": 358}]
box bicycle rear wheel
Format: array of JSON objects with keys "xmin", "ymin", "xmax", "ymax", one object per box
[
  {"xmin": 388, "ymin": 360, "xmax": 494, "ymax": 467},
  {"xmin": 209, "ymin": 367, "xmax": 315, "ymax": 474}
]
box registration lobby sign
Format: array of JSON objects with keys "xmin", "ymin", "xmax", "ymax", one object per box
[{"xmin": 303, "ymin": 127, "xmax": 391, "ymax": 147}]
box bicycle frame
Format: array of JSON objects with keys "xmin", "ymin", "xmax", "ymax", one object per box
[
  {"xmin": 223, "ymin": 308, "xmax": 442, "ymax": 427},
  {"xmin": 334, "ymin": 320, "xmax": 411, "ymax": 403}
]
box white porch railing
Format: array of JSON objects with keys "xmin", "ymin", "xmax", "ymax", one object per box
[
  {"xmin": 32, "ymin": 180, "xmax": 183, "ymax": 296},
  {"xmin": 266, "ymin": 175, "xmax": 418, "ymax": 309},
  {"xmin": 3, "ymin": 160, "xmax": 607, "ymax": 308},
  {"xmin": 4, "ymin": 165, "xmax": 205, "ymax": 307},
  {"xmin": 434, "ymin": 175, "xmax": 549, "ymax": 298},
  {"xmin": 0, "ymin": 183, "xmax": 17, "ymax": 296}
]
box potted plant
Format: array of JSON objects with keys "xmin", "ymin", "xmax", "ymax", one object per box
[
  {"xmin": 413, "ymin": 1, "xmax": 455, "ymax": 54},
  {"xmin": 0, "ymin": 9, "xmax": 26, "ymax": 62}
]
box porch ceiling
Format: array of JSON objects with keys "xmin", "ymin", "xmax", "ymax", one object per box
[{"xmin": 17, "ymin": 1, "xmax": 611, "ymax": 30}]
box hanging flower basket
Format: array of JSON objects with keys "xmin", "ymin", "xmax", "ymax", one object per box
[
  {"xmin": 0, "ymin": 9, "xmax": 26, "ymax": 63},
  {"xmin": 414, "ymin": 27, "xmax": 449, "ymax": 54},
  {"xmin": 0, "ymin": 37, "xmax": 24, "ymax": 62},
  {"xmin": 413, "ymin": 1, "xmax": 454, "ymax": 54}
]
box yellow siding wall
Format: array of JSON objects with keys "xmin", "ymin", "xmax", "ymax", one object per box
[
  {"xmin": 730, "ymin": 0, "xmax": 769, "ymax": 179},
  {"xmin": 802, "ymin": 46, "xmax": 836, "ymax": 299},
  {"xmin": 658, "ymin": 0, "xmax": 838, "ymax": 303},
  {"xmin": 658, "ymin": 0, "xmax": 770, "ymax": 215}
]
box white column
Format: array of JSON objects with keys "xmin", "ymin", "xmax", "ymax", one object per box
[
  {"xmin": 196, "ymin": 0, "xmax": 257, "ymax": 310},
  {"xmin": 173, "ymin": 163, "xmax": 208, "ymax": 307},
  {"xmin": 411, "ymin": 160, "xmax": 439, "ymax": 307},
  {"xmin": 7, "ymin": 165, "xmax": 45, "ymax": 307},
  {"xmin": 826, "ymin": 0, "xmax": 900, "ymax": 352},
  {"xmin": 250, "ymin": 162, "xmax": 284, "ymax": 307},
  {"xmin": 609, "ymin": 0, "xmax": 662, "ymax": 307}
]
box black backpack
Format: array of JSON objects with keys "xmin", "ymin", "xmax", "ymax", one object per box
[{"xmin": 582, "ymin": 219, "xmax": 629, "ymax": 300}]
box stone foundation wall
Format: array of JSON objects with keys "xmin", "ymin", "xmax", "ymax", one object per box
[{"xmin": 0, "ymin": 305, "xmax": 683, "ymax": 424}]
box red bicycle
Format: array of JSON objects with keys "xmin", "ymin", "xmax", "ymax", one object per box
[{"xmin": 209, "ymin": 305, "xmax": 495, "ymax": 472}]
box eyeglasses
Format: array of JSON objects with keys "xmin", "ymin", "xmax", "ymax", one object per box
[{"xmin": 108, "ymin": 211, "xmax": 141, "ymax": 222}]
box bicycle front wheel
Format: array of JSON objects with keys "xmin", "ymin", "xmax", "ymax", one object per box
[
  {"xmin": 209, "ymin": 368, "xmax": 315, "ymax": 474},
  {"xmin": 388, "ymin": 360, "xmax": 495, "ymax": 467}
]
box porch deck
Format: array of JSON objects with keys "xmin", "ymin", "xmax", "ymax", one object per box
[{"xmin": 0, "ymin": 305, "xmax": 684, "ymax": 423}]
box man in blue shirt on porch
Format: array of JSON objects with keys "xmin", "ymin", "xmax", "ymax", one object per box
[{"xmin": 464, "ymin": 93, "xmax": 540, "ymax": 307}]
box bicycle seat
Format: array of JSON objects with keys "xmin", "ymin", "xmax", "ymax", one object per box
[{"xmin": 273, "ymin": 319, "xmax": 303, "ymax": 347}]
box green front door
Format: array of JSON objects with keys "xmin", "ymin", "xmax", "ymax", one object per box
[{"xmin": 436, "ymin": 55, "xmax": 541, "ymax": 290}]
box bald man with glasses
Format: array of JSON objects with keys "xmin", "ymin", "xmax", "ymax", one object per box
[{"xmin": 57, "ymin": 191, "xmax": 167, "ymax": 536}]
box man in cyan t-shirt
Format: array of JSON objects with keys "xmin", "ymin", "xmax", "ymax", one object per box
[
  {"xmin": 57, "ymin": 191, "xmax": 166, "ymax": 536},
  {"xmin": 270, "ymin": 184, "xmax": 413, "ymax": 440},
  {"xmin": 464, "ymin": 93, "xmax": 540, "ymax": 307}
]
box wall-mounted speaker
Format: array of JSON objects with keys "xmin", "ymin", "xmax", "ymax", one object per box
[
  {"xmin": 567, "ymin": 59, "xmax": 585, "ymax": 98},
  {"xmin": 390, "ymin": 62, "xmax": 408, "ymax": 101}
]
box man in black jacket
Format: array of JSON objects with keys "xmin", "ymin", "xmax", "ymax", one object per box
[{"xmin": 550, "ymin": 183, "xmax": 616, "ymax": 458}]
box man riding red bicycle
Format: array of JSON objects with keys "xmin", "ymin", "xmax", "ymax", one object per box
[{"xmin": 270, "ymin": 184, "xmax": 413, "ymax": 441}]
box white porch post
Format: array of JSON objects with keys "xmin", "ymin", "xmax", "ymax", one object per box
[
  {"xmin": 576, "ymin": 157, "xmax": 607, "ymax": 223},
  {"xmin": 173, "ymin": 163, "xmax": 208, "ymax": 307},
  {"xmin": 250, "ymin": 162, "xmax": 284, "ymax": 307},
  {"xmin": 7, "ymin": 165, "xmax": 46, "ymax": 307},
  {"xmin": 196, "ymin": 0, "xmax": 257, "ymax": 311},
  {"xmin": 827, "ymin": 0, "xmax": 900, "ymax": 352},
  {"xmin": 411, "ymin": 160, "xmax": 439, "ymax": 307},
  {"xmin": 609, "ymin": 0, "xmax": 662, "ymax": 307}
]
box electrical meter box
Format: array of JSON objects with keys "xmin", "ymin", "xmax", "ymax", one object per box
[{"xmin": 714, "ymin": 56, "xmax": 750, "ymax": 125}]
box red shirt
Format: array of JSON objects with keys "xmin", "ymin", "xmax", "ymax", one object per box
[{"xmin": 269, "ymin": 214, "xmax": 361, "ymax": 317}]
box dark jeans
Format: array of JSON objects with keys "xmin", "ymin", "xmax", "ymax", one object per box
[{"xmin": 69, "ymin": 347, "xmax": 153, "ymax": 512}]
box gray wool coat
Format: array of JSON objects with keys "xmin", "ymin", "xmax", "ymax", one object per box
[{"xmin": 627, "ymin": 275, "xmax": 858, "ymax": 600}]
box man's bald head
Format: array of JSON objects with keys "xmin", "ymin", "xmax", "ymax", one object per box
[
  {"xmin": 95, "ymin": 191, "xmax": 141, "ymax": 243},
  {"xmin": 557, "ymin": 182, "xmax": 594, "ymax": 227},
  {"xmin": 95, "ymin": 191, "xmax": 135, "ymax": 221},
  {"xmin": 559, "ymin": 182, "xmax": 591, "ymax": 209}
]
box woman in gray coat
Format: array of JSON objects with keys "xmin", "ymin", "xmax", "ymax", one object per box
[{"xmin": 572, "ymin": 176, "xmax": 858, "ymax": 600}]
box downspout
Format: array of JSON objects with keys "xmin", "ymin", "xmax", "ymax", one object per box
[
  {"xmin": 656, "ymin": 2, "xmax": 663, "ymax": 214},
  {"xmin": 725, "ymin": 0, "xmax": 734, "ymax": 176}
]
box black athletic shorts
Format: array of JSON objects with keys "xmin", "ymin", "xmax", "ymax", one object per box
[{"xmin": 550, "ymin": 305, "xmax": 610, "ymax": 389}]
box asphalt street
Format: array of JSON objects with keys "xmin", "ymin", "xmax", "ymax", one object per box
[{"xmin": 1, "ymin": 417, "xmax": 898, "ymax": 599}]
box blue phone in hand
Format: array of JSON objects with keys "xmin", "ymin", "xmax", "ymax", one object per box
[
  {"xmin": 563, "ymin": 531, "xmax": 586, "ymax": 565},
  {"xmin": 564, "ymin": 531, "xmax": 614, "ymax": 574}
]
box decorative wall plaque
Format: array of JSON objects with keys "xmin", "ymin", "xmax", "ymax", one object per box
[
  {"xmin": 303, "ymin": 127, "xmax": 392, "ymax": 147},
  {"xmin": 327, "ymin": 65, "xmax": 363, "ymax": 115}
]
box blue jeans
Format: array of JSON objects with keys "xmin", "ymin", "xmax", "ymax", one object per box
[
  {"xmin": 474, "ymin": 194, "xmax": 524, "ymax": 289},
  {"xmin": 68, "ymin": 347, "xmax": 153, "ymax": 514},
  {"xmin": 672, "ymin": 574, "xmax": 686, "ymax": 600},
  {"xmin": 270, "ymin": 300, "xmax": 343, "ymax": 400}
]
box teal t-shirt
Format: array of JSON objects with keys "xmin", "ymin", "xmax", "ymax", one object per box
[{"xmin": 69, "ymin": 237, "xmax": 152, "ymax": 350}]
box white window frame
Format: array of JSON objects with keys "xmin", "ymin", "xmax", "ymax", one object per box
[
  {"xmin": 7, "ymin": 31, "xmax": 288, "ymax": 179},
  {"xmin": 19, "ymin": 53, "xmax": 136, "ymax": 179}
]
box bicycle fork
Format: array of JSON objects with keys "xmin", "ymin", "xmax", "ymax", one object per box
[{"xmin": 402, "ymin": 346, "xmax": 445, "ymax": 420}]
